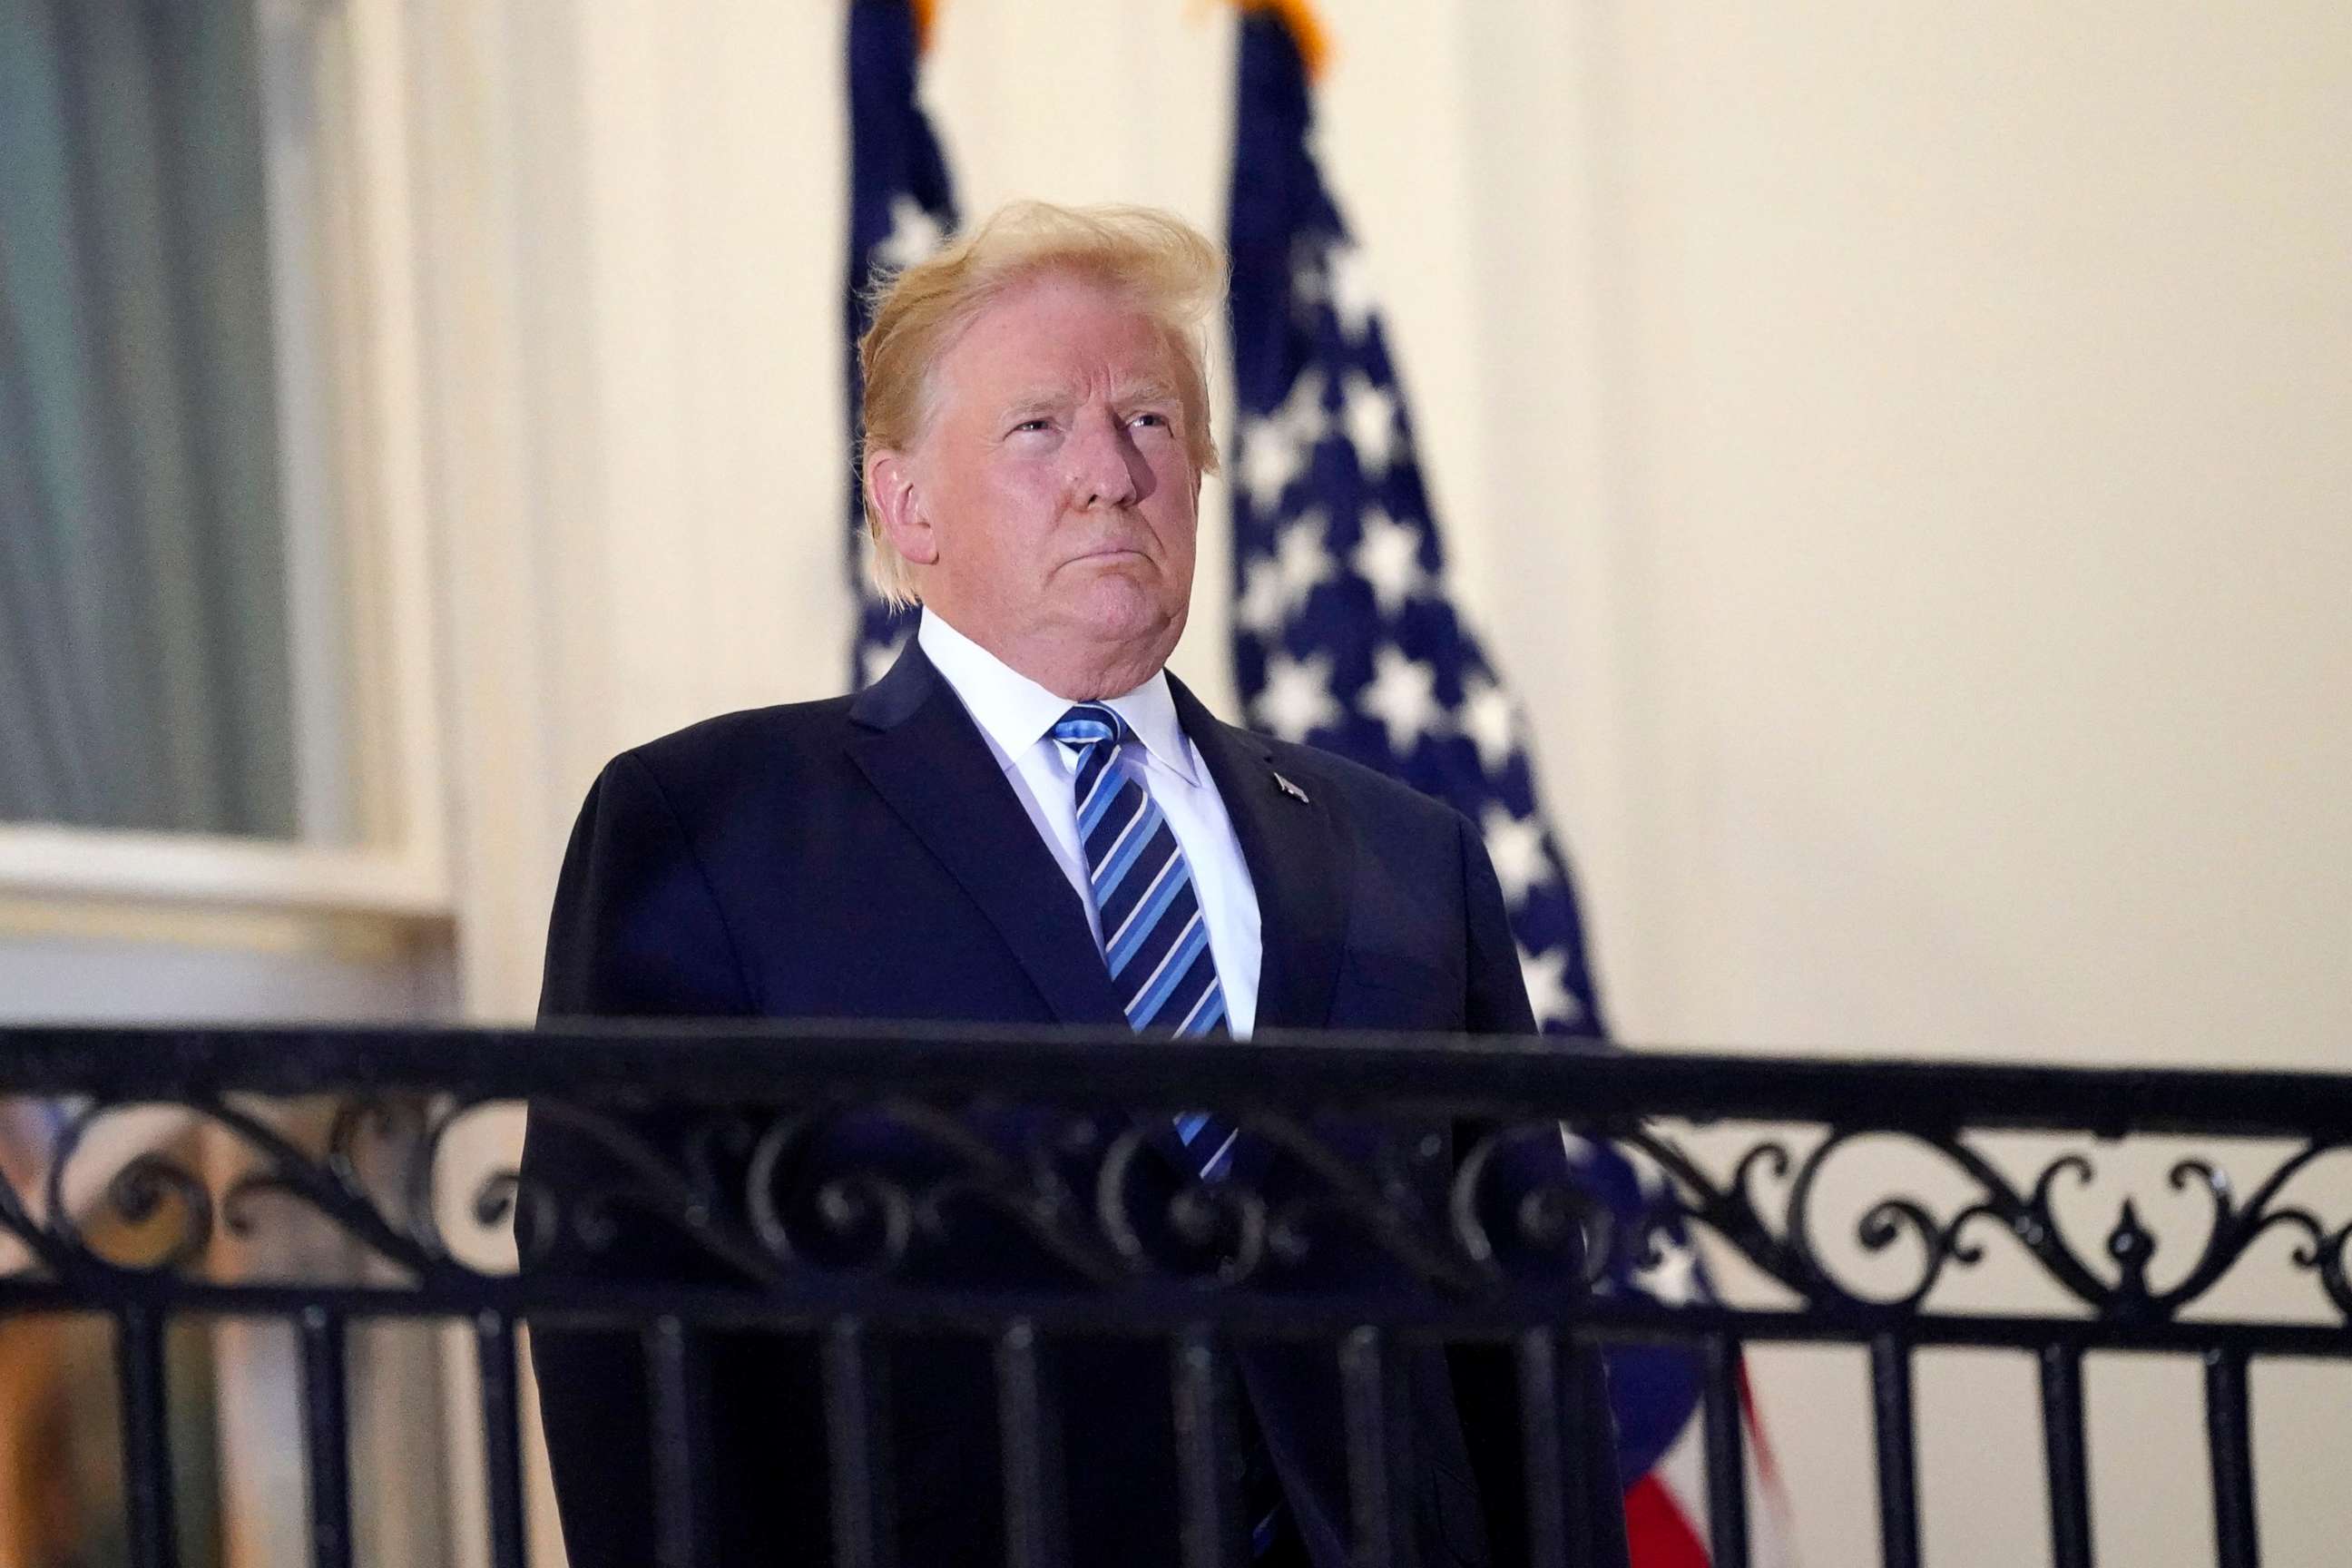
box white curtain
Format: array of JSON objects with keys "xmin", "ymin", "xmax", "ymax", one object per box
[{"xmin": 0, "ymin": 0, "xmax": 294, "ymax": 836}]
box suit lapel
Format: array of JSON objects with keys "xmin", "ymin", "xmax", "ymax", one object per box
[
  {"xmin": 848, "ymin": 641, "xmax": 1125, "ymax": 1027},
  {"xmin": 1170, "ymin": 676, "xmax": 1350, "ymax": 1031}
]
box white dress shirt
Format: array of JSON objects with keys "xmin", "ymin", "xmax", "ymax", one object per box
[{"xmin": 916, "ymin": 612, "xmax": 1265, "ymax": 1038}]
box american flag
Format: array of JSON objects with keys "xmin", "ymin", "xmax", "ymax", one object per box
[
  {"xmin": 846, "ymin": 0, "xmax": 957, "ymax": 690},
  {"xmin": 1226, "ymin": 9, "xmax": 1788, "ymax": 1563}
]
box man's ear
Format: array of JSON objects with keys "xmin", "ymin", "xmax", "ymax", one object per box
[{"xmin": 865, "ymin": 448, "xmax": 938, "ymax": 568}]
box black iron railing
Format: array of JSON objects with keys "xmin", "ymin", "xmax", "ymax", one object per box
[{"xmin": 2, "ymin": 1024, "xmax": 2348, "ymax": 1568}]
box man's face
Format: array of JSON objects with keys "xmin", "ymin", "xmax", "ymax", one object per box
[{"xmin": 885, "ymin": 271, "xmax": 1201, "ymax": 693}]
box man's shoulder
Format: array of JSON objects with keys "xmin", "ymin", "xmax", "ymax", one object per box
[{"xmin": 605, "ymin": 693, "xmax": 864, "ymax": 804}]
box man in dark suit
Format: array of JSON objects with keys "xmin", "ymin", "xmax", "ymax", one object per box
[{"xmin": 528, "ymin": 201, "xmax": 1628, "ymax": 1567}]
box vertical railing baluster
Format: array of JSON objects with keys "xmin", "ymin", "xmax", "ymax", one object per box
[
  {"xmin": 996, "ymin": 1319, "xmax": 1064, "ymax": 1568},
  {"xmin": 1171, "ymin": 1326, "xmax": 1240, "ymax": 1568},
  {"xmin": 1515, "ymin": 1330, "xmax": 1569, "ymax": 1568},
  {"xmin": 1870, "ymin": 1334, "xmax": 1922, "ymax": 1568},
  {"xmin": 299, "ymin": 1307, "xmax": 354, "ymax": 1568},
  {"xmin": 475, "ymin": 1311, "xmax": 528, "ymax": 1568},
  {"xmin": 1563, "ymin": 1334, "xmax": 1606, "ymax": 1568},
  {"xmin": 116, "ymin": 1304, "xmax": 180, "ymax": 1568},
  {"xmin": 2038, "ymin": 1345, "xmax": 2093, "ymax": 1568},
  {"xmin": 824, "ymin": 1318, "xmax": 897, "ymax": 1568},
  {"xmin": 1340, "ymin": 1327, "xmax": 1416, "ymax": 1568},
  {"xmin": 1701, "ymin": 1335, "xmax": 1751, "ymax": 1568},
  {"xmin": 2205, "ymin": 1348, "xmax": 2259, "ymax": 1568},
  {"xmin": 646, "ymin": 1317, "xmax": 709, "ymax": 1568}
]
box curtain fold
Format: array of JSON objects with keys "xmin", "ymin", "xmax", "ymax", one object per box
[{"xmin": 0, "ymin": 0, "xmax": 295, "ymax": 837}]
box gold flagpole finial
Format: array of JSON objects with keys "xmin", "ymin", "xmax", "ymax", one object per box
[{"xmin": 1225, "ymin": 0, "xmax": 1331, "ymax": 78}]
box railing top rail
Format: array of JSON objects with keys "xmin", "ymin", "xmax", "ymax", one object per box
[{"xmin": 5, "ymin": 1022, "xmax": 2348, "ymax": 1138}]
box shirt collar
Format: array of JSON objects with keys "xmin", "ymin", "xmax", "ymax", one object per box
[{"xmin": 916, "ymin": 610, "xmax": 1197, "ymax": 783}]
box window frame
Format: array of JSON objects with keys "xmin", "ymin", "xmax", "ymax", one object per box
[{"xmin": 0, "ymin": 0, "xmax": 448, "ymax": 930}]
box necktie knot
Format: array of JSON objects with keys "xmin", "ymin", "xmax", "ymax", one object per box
[{"xmin": 1050, "ymin": 703, "xmax": 1125, "ymax": 751}]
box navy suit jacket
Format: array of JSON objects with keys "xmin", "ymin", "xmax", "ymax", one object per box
[{"xmin": 526, "ymin": 638, "xmax": 1630, "ymax": 1567}]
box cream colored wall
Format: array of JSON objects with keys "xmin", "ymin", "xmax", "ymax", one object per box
[
  {"xmin": 395, "ymin": 5, "xmax": 2352, "ymax": 1565},
  {"xmin": 1486, "ymin": 3, "xmax": 2352, "ymax": 1072}
]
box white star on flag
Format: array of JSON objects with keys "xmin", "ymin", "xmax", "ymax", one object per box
[
  {"xmin": 1235, "ymin": 554, "xmax": 1289, "ymax": 636},
  {"xmin": 1517, "ymin": 942, "xmax": 1583, "ymax": 1030},
  {"xmin": 1237, "ymin": 414, "xmax": 1308, "ymax": 513},
  {"xmin": 875, "ymin": 193, "xmax": 946, "ymax": 270},
  {"xmin": 1255, "ymin": 651, "xmax": 1344, "ymax": 742},
  {"xmin": 1273, "ymin": 509, "xmax": 1335, "ymax": 610},
  {"xmin": 1341, "ymin": 370, "xmax": 1398, "ymax": 478},
  {"xmin": 1351, "ymin": 508, "xmax": 1426, "ymax": 616},
  {"xmin": 1458, "ymin": 675, "xmax": 1516, "ymax": 774},
  {"xmin": 1271, "ymin": 366, "xmax": 1330, "ymax": 447},
  {"xmin": 1482, "ymin": 805, "xmax": 1553, "ymax": 907},
  {"xmin": 1326, "ymin": 240, "xmax": 1378, "ymax": 342},
  {"xmin": 1359, "ymin": 644, "xmax": 1444, "ymax": 755},
  {"xmin": 1632, "ymin": 1234, "xmax": 1704, "ymax": 1308}
]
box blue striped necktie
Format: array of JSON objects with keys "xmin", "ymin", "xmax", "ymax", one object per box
[
  {"xmin": 1053, "ymin": 704, "xmax": 1290, "ymax": 1557},
  {"xmin": 1051, "ymin": 703, "xmax": 1240, "ymax": 1175}
]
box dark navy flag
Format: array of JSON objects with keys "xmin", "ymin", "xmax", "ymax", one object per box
[
  {"xmin": 1226, "ymin": 11, "xmax": 1776, "ymax": 1560},
  {"xmin": 846, "ymin": 0, "xmax": 958, "ymax": 689}
]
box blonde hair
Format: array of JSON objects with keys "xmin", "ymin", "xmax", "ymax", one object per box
[{"xmin": 857, "ymin": 201, "xmax": 1227, "ymax": 606}]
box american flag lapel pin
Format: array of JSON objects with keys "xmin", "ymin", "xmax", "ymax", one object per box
[{"xmin": 1272, "ymin": 770, "xmax": 1309, "ymax": 804}]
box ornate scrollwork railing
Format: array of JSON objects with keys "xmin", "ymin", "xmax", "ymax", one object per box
[
  {"xmin": 5, "ymin": 1025, "xmax": 2347, "ymax": 1568},
  {"xmin": 3, "ymin": 1025, "xmax": 2348, "ymax": 1344}
]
